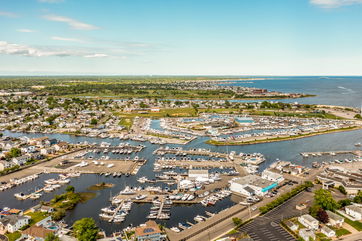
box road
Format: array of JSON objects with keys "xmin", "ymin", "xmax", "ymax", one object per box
[{"xmin": 238, "ymin": 191, "xmax": 314, "ymax": 241}]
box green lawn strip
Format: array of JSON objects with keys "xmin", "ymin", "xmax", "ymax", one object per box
[
  {"xmin": 26, "ymin": 211, "xmax": 49, "ymax": 225},
  {"xmin": 5, "ymin": 231, "xmax": 21, "ymax": 241}
]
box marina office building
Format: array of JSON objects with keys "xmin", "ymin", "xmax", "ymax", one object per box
[{"xmin": 229, "ymin": 174, "xmax": 277, "ymax": 197}]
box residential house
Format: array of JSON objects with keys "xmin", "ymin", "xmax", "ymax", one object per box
[
  {"xmin": 0, "ymin": 160, "xmax": 15, "ymax": 171},
  {"xmin": 40, "ymin": 206, "xmax": 54, "ymax": 213},
  {"xmin": 0, "ymin": 215, "xmax": 30, "ymax": 234},
  {"xmin": 12, "ymin": 155, "xmax": 30, "ymax": 166},
  {"xmin": 299, "ymin": 229, "xmax": 315, "ymax": 241},
  {"xmin": 22, "ymin": 226, "xmax": 54, "ymax": 241},
  {"xmin": 298, "ymin": 214, "xmax": 319, "ymax": 230},
  {"xmin": 135, "ymin": 220, "xmax": 164, "ymax": 241},
  {"xmin": 325, "ymin": 210, "xmax": 344, "ymax": 227},
  {"xmin": 345, "ymin": 205, "xmax": 362, "ymax": 220},
  {"xmin": 321, "ymin": 226, "xmax": 335, "ymax": 238}
]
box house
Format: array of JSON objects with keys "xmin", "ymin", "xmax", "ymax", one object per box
[
  {"xmin": 345, "ymin": 205, "xmax": 362, "ymax": 220},
  {"xmin": 188, "ymin": 169, "xmax": 209, "ymax": 179},
  {"xmin": 298, "ymin": 214, "xmax": 319, "ymax": 230},
  {"xmin": 326, "ymin": 210, "xmax": 344, "ymax": 227},
  {"xmin": 261, "ymin": 170, "xmax": 285, "ymax": 183},
  {"xmin": 229, "ymin": 175, "xmax": 277, "ymax": 197},
  {"xmin": 12, "ymin": 155, "xmax": 30, "ymax": 166},
  {"xmin": 135, "ymin": 220, "xmax": 164, "ymax": 241},
  {"xmin": 22, "ymin": 226, "xmax": 54, "ymax": 241},
  {"xmin": 0, "ymin": 215, "xmax": 30, "ymax": 234},
  {"xmin": 40, "ymin": 206, "xmax": 54, "ymax": 213},
  {"xmin": 321, "ymin": 226, "xmax": 335, "ymax": 238},
  {"xmin": 54, "ymin": 142, "xmax": 68, "ymax": 151},
  {"xmin": 0, "ymin": 160, "xmax": 15, "ymax": 171},
  {"xmin": 40, "ymin": 147, "xmax": 55, "ymax": 155},
  {"xmin": 20, "ymin": 145, "xmax": 36, "ymax": 153},
  {"xmin": 284, "ymin": 220, "xmax": 298, "ymax": 231},
  {"xmin": 299, "ymin": 229, "xmax": 315, "ymax": 241}
]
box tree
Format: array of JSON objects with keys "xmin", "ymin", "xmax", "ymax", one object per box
[
  {"xmin": 314, "ymin": 189, "xmax": 339, "ymax": 211},
  {"xmin": 316, "ymin": 208, "xmax": 329, "ymax": 223},
  {"xmin": 353, "ymin": 191, "xmax": 362, "ymax": 203},
  {"xmin": 354, "ymin": 114, "xmax": 362, "ymax": 119},
  {"xmin": 72, "ymin": 218, "xmax": 99, "ymax": 241},
  {"xmin": 6, "ymin": 147, "xmax": 21, "ymax": 159},
  {"xmin": 309, "ymin": 204, "xmax": 322, "ymax": 218},
  {"xmin": 232, "ymin": 217, "xmax": 242, "ymax": 227},
  {"xmin": 90, "ymin": 118, "xmax": 98, "ymax": 125},
  {"xmin": 66, "ymin": 185, "xmax": 75, "ymax": 193},
  {"xmin": 338, "ymin": 199, "xmax": 352, "ymax": 208},
  {"xmin": 51, "ymin": 210, "xmax": 65, "ymax": 221},
  {"xmin": 45, "ymin": 233, "xmax": 60, "ymax": 241},
  {"xmin": 338, "ymin": 185, "xmax": 347, "ymax": 195}
]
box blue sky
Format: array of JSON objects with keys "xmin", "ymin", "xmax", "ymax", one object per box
[{"xmin": 1, "ymin": 0, "xmax": 362, "ymax": 75}]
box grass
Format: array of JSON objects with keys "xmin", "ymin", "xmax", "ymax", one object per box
[
  {"xmin": 119, "ymin": 117, "xmax": 133, "ymax": 130},
  {"xmin": 5, "ymin": 231, "xmax": 21, "ymax": 241},
  {"xmin": 79, "ymin": 192, "xmax": 97, "ymax": 203},
  {"xmin": 248, "ymin": 110, "xmax": 343, "ymax": 119},
  {"xmin": 333, "ymin": 227, "xmax": 351, "ymax": 237},
  {"xmin": 87, "ymin": 183, "xmax": 114, "ymax": 191},
  {"xmin": 26, "ymin": 211, "xmax": 49, "ymax": 225},
  {"xmin": 341, "ymin": 215, "xmax": 362, "ymax": 231},
  {"xmin": 206, "ymin": 126, "xmax": 361, "ymax": 146}
]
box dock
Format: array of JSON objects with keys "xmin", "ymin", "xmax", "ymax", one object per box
[
  {"xmin": 109, "ymin": 200, "xmax": 124, "ymax": 223},
  {"xmin": 300, "ymin": 150, "xmax": 362, "ymax": 157}
]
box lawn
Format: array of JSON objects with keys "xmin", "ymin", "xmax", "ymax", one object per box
[
  {"xmin": 27, "ymin": 211, "xmax": 49, "ymax": 225},
  {"xmin": 119, "ymin": 117, "xmax": 133, "ymax": 129},
  {"xmin": 343, "ymin": 216, "xmax": 362, "ymax": 231},
  {"xmin": 333, "ymin": 227, "xmax": 351, "ymax": 237},
  {"xmin": 118, "ymin": 108, "xmax": 197, "ymax": 118},
  {"xmin": 5, "ymin": 231, "xmax": 21, "ymax": 241}
]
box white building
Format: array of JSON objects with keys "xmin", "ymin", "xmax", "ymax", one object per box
[
  {"xmin": 0, "ymin": 160, "xmax": 15, "ymax": 171},
  {"xmin": 229, "ymin": 175, "xmax": 277, "ymax": 197},
  {"xmin": 188, "ymin": 169, "xmax": 209, "ymax": 179},
  {"xmin": 298, "ymin": 214, "xmax": 319, "ymax": 230},
  {"xmin": 12, "ymin": 155, "xmax": 30, "ymax": 166},
  {"xmin": 299, "ymin": 229, "xmax": 315, "ymax": 241},
  {"xmin": 261, "ymin": 170, "xmax": 285, "ymax": 183},
  {"xmin": 0, "ymin": 215, "xmax": 30, "ymax": 233},
  {"xmin": 345, "ymin": 205, "xmax": 362, "ymax": 220},
  {"xmin": 326, "ymin": 210, "xmax": 344, "ymax": 227},
  {"xmin": 321, "ymin": 226, "xmax": 335, "ymax": 238}
]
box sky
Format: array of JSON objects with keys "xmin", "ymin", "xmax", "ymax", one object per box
[{"xmin": 1, "ymin": 0, "xmax": 362, "ymax": 75}]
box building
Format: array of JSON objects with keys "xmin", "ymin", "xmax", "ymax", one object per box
[
  {"xmin": 299, "ymin": 229, "xmax": 315, "ymax": 241},
  {"xmin": 229, "ymin": 175, "xmax": 277, "ymax": 197},
  {"xmin": 12, "ymin": 155, "xmax": 30, "ymax": 166},
  {"xmin": 0, "ymin": 215, "xmax": 30, "ymax": 234},
  {"xmin": 0, "ymin": 160, "xmax": 15, "ymax": 171},
  {"xmin": 188, "ymin": 169, "xmax": 209, "ymax": 179},
  {"xmin": 321, "ymin": 226, "xmax": 335, "ymax": 238},
  {"xmin": 326, "ymin": 210, "xmax": 344, "ymax": 227},
  {"xmin": 22, "ymin": 226, "xmax": 54, "ymax": 241},
  {"xmin": 284, "ymin": 220, "xmax": 298, "ymax": 231},
  {"xmin": 345, "ymin": 205, "xmax": 362, "ymax": 220},
  {"xmin": 40, "ymin": 206, "xmax": 54, "ymax": 213},
  {"xmin": 261, "ymin": 170, "xmax": 285, "ymax": 183},
  {"xmin": 135, "ymin": 220, "xmax": 164, "ymax": 241},
  {"xmin": 298, "ymin": 214, "xmax": 319, "ymax": 230}
]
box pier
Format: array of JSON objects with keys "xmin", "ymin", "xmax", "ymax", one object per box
[
  {"xmin": 109, "ymin": 200, "xmax": 124, "ymax": 223},
  {"xmin": 300, "ymin": 150, "xmax": 362, "ymax": 157}
]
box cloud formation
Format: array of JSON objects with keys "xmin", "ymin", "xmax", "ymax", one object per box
[
  {"xmin": 43, "ymin": 14, "xmax": 99, "ymax": 30},
  {"xmin": 310, "ymin": 0, "xmax": 362, "ymax": 7},
  {"xmin": 0, "ymin": 41, "xmax": 106, "ymax": 58},
  {"xmin": 0, "ymin": 11, "xmax": 18, "ymax": 18},
  {"xmin": 51, "ymin": 36, "xmax": 84, "ymax": 43},
  {"xmin": 17, "ymin": 29, "xmax": 36, "ymax": 33}
]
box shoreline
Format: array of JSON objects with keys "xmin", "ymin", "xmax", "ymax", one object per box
[{"xmin": 206, "ymin": 126, "xmax": 362, "ymax": 146}]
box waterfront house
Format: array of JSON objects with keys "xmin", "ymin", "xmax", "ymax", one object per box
[
  {"xmin": 22, "ymin": 225, "xmax": 54, "ymax": 241},
  {"xmin": 0, "ymin": 215, "xmax": 30, "ymax": 234},
  {"xmin": 299, "ymin": 228, "xmax": 315, "ymax": 241},
  {"xmin": 40, "ymin": 147, "xmax": 55, "ymax": 155},
  {"xmin": 261, "ymin": 170, "xmax": 285, "ymax": 183},
  {"xmin": 40, "ymin": 206, "xmax": 54, "ymax": 213},
  {"xmin": 325, "ymin": 210, "xmax": 344, "ymax": 227},
  {"xmin": 135, "ymin": 220, "xmax": 164, "ymax": 241},
  {"xmin": 298, "ymin": 214, "xmax": 319, "ymax": 230},
  {"xmin": 321, "ymin": 225, "xmax": 335, "ymax": 238},
  {"xmin": 345, "ymin": 205, "xmax": 362, "ymax": 220},
  {"xmin": 0, "ymin": 160, "xmax": 15, "ymax": 171}
]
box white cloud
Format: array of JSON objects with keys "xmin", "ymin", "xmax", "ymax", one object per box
[
  {"xmin": 310, "ymin": 0, "xmax": 362, "ymax": 7},
  {"xmin": 0, "ymin": 41, "xmax": 107, "ymax": 58},
  {"xmin": 17, "ymin": 29, "xmax": 36, "ymax": 33},
  {"xmin": 38, "ymin": 0, "xmax": 64, "ymax": 3},
  {"xmin": 43, "ymin": 14, "xmax": 99, "ymax": 30},
  {"xmin": 51, "ymin": 36, "xmax": 84, "ymax": 43},
  {"xmin": 84, "ymin": 53, "xmax": 108, "ymax": 58},
  {"xmin": 0, "ymin": 11, "xmax": 18, "ymax": 18}
]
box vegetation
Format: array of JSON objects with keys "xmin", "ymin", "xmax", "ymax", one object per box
[
  {"xmin": 27, "ymin": 211, "xmax": 49, "ymax": 225},
  {"xmin": 333, "ymin": 227, "xmax": 351, "ymax": 237},
  {"xmin": 338, "ymin": 185, "xmax": 347, "ymax": 195},
  {"xmin": 72, "ymin": 217, "xmax": 99, "ymax": 241},
  {"xmin": 339, "ymin": 214, "xmax": 362, "ymax": 231},
  {"xmin": 118, "ymin": 107, "xmax": 197, "ymax": 118},
  {"xmin": 87, "ymin": 182, "xmax": 114, "ymax": 191},
  {"xmin": 314, "ymin": 189, "xmax": 339, "ymax": 211},
  {"xmin": 259, "ymin": 181, "xmax": 313, "ymax": 214},
  {"xmin": 316, "ymin": 208, "xmax": 329, "ymax": 223},
  {"xmin": 353, "ymin": 190, "xmax": 362, "ymax": 203},
  {"xmin": 5, "ymin": 147, "xmax": 21, "ymax": 159},
  {"xmin": 45, "ymin": 233, "xmax": 60, "ymax": 241},
  {"xmin": 5, "ymin": 231, "xmax": 21, "ymax": 241},
  {"xmin": 232, "ymin": 217, "xmax": 243, "ymax": 227}
]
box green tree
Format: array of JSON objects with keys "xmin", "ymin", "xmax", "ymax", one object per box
[
  {"xmin": 338, "ymin": 199, "xmax": 352, "ymax": 208},
  {"xmin": 66, "ymin": 185, "xmax": 75, "ymax": 193},
  {"xmin": 309, "ymin": 204, "xmax": 322, "ymax": 218},
  {"xmin": 314, "ymin": 189, "xmax": 339, "ymax": 211},
  {"xmin": 338, "ymin": 185, "xmax": 347, "ymax": 195},
  {"xmin": 232, "ymin": 217, "xmax": 242, "ymax": 227},
  {"xmin": 45, "ymin": 232, "xmax": 60, "ymax": 241},
  {"xmin": 353, "ymin": 191, "xmax": 362, "ymax": 203},
  {"xmin": 51, "ymin": 210, "xmax": 65, "ymax": 221},
  {"xmin": 90, "ymin": 118, "xmax": 98, "ymax": 125},
  {"xmin": 72, "ymin": 218, "xmax": 99, "ymax": 241},
  {"xmin": 6, "ymin": 147, "xmax": 21, "ymax": 159}
]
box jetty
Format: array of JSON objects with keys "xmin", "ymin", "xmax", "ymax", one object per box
[{"xmin": 301, "ymin": 150, "xmax": 362, "ymax": 157}]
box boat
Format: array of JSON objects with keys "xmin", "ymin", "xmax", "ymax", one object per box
[
  {"xmin": 119, "ymin": 186, "xmax": 136, "ymax": 195},
  {"xmin": 355, "ymin": 143, "xmax": 361, "ymax": 147}
]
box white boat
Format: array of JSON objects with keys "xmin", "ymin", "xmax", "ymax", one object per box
[{"xmin": 119, "ymin": 186, "xmax": 136, "ymax": 195}]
